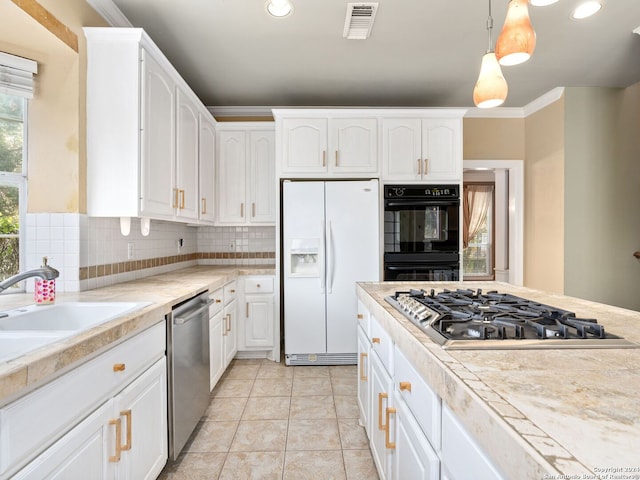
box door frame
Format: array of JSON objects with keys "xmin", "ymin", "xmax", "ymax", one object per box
[{"xmin": 463, "ymin": 160, "xmax": 524, "ymax": 286}]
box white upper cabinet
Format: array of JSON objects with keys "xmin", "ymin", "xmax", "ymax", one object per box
[
  {"xmin": 216, "ymin": 123, "xmax": 275, "ymax": 225},
  {"xmin": 382, "ymin": 115, "xmax": 463, "ymax": 182},
  {"xmin": 198, "ymin": 112, "xmax": 216, "ymax": 223},
  {"xmin": 175, "ymin": 88, "xmax": 200, "ymax": 221},
  {"xmin": 276, "ymin": 111, "xmax": 379, "ymax": 176},
  {"xmin": 85, "ymin": 27, "xmax": 217, "ymax": 225}
]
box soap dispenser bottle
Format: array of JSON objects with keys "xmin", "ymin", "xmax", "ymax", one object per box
[{"xmin": 35, "ymin": 257, "xmax": 56, "ymax": 305}]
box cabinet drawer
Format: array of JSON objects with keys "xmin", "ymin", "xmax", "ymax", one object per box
[
  {"xmin": 394, "ymin": 346, "xmax": 441, "ymax": 450},
  {"xmin": 370, "ymin": 314, "xmax": 393, "ymax": 375},
  {"xmin": 224, "ymin": 281, "xmax": 237, "ymax": 304},
  {"xmin": 243, "ymin": 276, "xmax": 274, "ymax": 294},
  {"xmin": 208, "ymin": 288, "xmax": 224, "ymax": 316},
  {"xmin": 0, "ymin": 321, "xmax": 166, "ymax": 477}
]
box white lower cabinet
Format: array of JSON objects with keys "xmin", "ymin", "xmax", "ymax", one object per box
[
  {"xmin": 3, "ymin": 323, "xmax": 167, "ymax": 480},
  {"xmin": 223, "ymin": 299, "xmax": 237, "ymax": 367},
  {"xmin": 357, "ymin": 324, "xmax": 371, "ymax": 435},
  {"xmin": 441, "ymin": 405, "xmax": 504, "ymax": 480},
  {"xmin": 391, "ymin": 391, "xmax": 440, "ymax": 480},
  {"xmin": 369, "ymin": 348, "xmax": 394, "ymax": 480},
  {"xmin": 238, "ymin": 276, "xmax": 275, "ymax": 352},
  {"xmin": 208, "ymin": 288, "xmax": 225, "ymax": 391}
]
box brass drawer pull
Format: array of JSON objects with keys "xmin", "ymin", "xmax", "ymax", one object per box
[
  {"xmin": 359, "ymin": 353, "xmax": 368, "ymax": 381},
  {"xmin": 357, "ymin": 313, "xmax": 364, "ymax": 320},
  {"xmin": 399, "ymin": 381, "xmax": 412, "ymax": 392},
  {"xmin": 113, "ymin": 363, "xmax": 126, "ymax": 372},
  {"xmin": 372, "ymin": 337, "xmax": 380, "ymax": 344},
  {"xmin": 378, "ymin": 392, "xmax": 388, "ymax": 430},
  {"xmin": 121, "ymin": 410, "xmax": 132, "ymax": 451},
  {"xmin": 385, "ymin": 407, "xmax": 396, "ymax": 449},
  {"xmin": 109, "ymin": 418, "xmax": 122, "ymax": 462}
]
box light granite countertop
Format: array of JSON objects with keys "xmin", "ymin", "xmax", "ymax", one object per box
[
  {"xmin": 356, "ymin": 281, "xmax": 640, "ymax": 480},
  {"xmin": 0, "ymin": 265, "xmax": 275, "ymax": 406}
]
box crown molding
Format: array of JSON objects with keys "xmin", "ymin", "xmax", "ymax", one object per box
[
  {"xmin": 522, "ymin": 87, "xmax": 565, "ymax": 117},
  {"xmin": 86, "ymin": 0, "xmax": 132, "ymax": 27}
]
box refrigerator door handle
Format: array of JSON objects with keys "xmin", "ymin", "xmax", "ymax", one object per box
[
  {"xmin": 320, "ymin": 220, "xmax": 326, "ymax": 294},
  {"xmin": 327, "ymin": 220, "xmax": 333, "ymax": 294}
]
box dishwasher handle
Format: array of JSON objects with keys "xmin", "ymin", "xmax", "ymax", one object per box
[{"xmin": 173, "ymin": 299, "xmax": 215, "ymax": 325}]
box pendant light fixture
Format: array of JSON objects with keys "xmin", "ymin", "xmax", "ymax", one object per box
[
  {"xmin": 473, "ymin": 0, "xmax": 508, "ymax": 108},
  {"xmin": 495, "ymin": 0, "xmax": 536, "ymax": 66}
]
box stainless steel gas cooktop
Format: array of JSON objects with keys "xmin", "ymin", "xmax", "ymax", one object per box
[{"xmin": 385, "ymin": 288, "xmax": 640, "ymax": 350}]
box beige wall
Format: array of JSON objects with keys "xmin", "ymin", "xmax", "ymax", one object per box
[
  {"xmin": 0, "ymin": 1, "xmax": 106, "ymax": 213},
  {"xmin": 463, "ymin": 117, "xmax": 525, "ymax": 160},
  {"xmin": 564, "ymin": 85, "xmax": 640, "ymax": 311},
  {"xmin": 523, "ymin": 97, "xmax": 565, "ymax": 293}
]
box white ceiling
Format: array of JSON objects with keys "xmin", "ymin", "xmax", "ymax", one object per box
[{"xmin": 101, "ymin": 0, "xmax": 640, "ymax": 110}]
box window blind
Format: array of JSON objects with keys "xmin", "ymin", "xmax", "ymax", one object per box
[{"xmin": 0, "ymin": 51, "xmax": 37, "ymax": 99}]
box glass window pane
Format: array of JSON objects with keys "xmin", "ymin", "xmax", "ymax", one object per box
[
  {"xmin": 0, "ymin": 184, "xmax": 20, "ymax": 282},
  {"xmin": 0, "ymin": 93, "xmax": 24, "ymax": 173}
]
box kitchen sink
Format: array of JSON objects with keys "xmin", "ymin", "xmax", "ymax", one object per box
[
  {"xmin": 0, "ymin": 302, "xmax": 151, "ymax": 362},
  {"xmin": 0, "ymin": 302, "xmax": 150, "ymax": 331}
]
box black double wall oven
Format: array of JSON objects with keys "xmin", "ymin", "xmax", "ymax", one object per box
[{"xmin": 383, "ymin": 184, "xmax": 460, "ymax": 281}]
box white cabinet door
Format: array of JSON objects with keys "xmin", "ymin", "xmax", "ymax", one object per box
[
  {"xmin": 330, "ymin": 118, "xmax": 378, "ymax": 173},
  {"xmin": 421, "ymin": 118, "xmax": 461, "ymax": 181},
  {"xmin": 11, "ymin": 400, "xmax": 115, "ymax": 480},
  {"xmin": 243, "ymin": 294, "xmax": 274, "ymax": 348},
  {"xmin": 116, "ymin": 359, "xmax": 167, "ymax": 480},
  {"xmin": 392, "ymin": 392, "xmax": 440, "ymax": 480},
  {"xmin": 281, "ymin": 118, "xmax": 328, "ymax": 173},
  {"xmin": 209, "ymin": 308, "xmax": 225, "ymax": 390},
  {"xmin": 369, "ymin": 351, "xmax": 394, "ymax": 480},
  {"xmin": 382, "ymin": 118, "xmax": 422, "ymax": 181},
  {"xmin": 175, "ymin": 89, "xmax": 200, "ymax": 220},
  {"xmin": 223, "ymin": 300, "xmax": 237, "ymax": 367},
  {"xmin": 217, "ymin": 131, "xmax": 247, "ymax": 223},
  {"xmin": 357, "ymin": 325, "xmax": 371, "ymax": 436},
  {"xmin": 140, "ymin": 49, "xmax": 175, "ymax": 218},
  {"xmin": 248, "ymin": 130, "xmax": 276, "ymax": 223},
  {"xmin": 199, "ymin": 112, "xmax": 216, "ymax": 223}
]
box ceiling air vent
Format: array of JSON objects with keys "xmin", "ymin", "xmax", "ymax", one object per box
[{"xmin": 343, "ymin": 3, "xmax": 379, "ymax": 40}]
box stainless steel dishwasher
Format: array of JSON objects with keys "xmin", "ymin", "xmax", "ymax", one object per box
[{"xmin": 167, "ymin": 291, "xmax": 213, "ymax": 460}]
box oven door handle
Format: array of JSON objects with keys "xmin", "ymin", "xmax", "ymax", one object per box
[
  {"xmin": 384, "ymin": 200, "xmax": 459, "ymax": 207},
  {"xmin": 173, "ymin": 299, "xmax": 215, "ymax": 325}
]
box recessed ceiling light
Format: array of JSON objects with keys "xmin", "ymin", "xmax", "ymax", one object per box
[
  {"xmin": 529, "ymin": 0, "xmax": 559, "ymax": 6},
  {"xmin": 266, "ymin": 0, "xmax": 293, "ymax": 18},
  {"xmin": 571, "ymin": 1, "xmax": 602, "ymax": 20}
]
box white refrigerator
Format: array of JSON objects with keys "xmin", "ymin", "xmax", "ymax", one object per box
[{"xmin": 283, "ymin": 179, "xmax": 380, "ymax": 365}]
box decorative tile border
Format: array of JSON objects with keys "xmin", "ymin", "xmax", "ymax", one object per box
[{"xmin": 79, "ymin": 251, "xmax": 276, "ymax": 280}]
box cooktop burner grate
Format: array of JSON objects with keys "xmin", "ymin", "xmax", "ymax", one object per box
[{"xmin": 385, "ymin": 288, "xmax": 639, "ymax": 350}]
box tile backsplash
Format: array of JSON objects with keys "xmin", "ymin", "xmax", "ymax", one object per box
[{"xmin": 25, "ymin": 214, "xmax": 275, "ymax": 292}]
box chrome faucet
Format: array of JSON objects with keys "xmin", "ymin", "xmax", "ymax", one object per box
[{"xmin": 0, "ymin": 264, "xmax": 59, "ymax": 293}]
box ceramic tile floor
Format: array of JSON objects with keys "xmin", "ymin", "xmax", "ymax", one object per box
[{"xmin": 158, "ymin": 358, "xmax": 380, "ymax": 480}]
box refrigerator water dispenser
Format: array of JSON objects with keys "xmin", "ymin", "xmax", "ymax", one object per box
[{"xmin": 289, "ymin": 238, "xmax": 320, "ymax": 277}]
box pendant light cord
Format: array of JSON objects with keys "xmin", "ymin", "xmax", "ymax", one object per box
[{"xmin": 486, "ymin": 0, "xmax": 494, "ymax": 53}]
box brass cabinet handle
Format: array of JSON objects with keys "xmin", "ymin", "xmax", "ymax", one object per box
[
  {"xmin": 246, "ymin": 302, "xmax": 249, "ymax": 318},
  {"xmin": 121, "ymin": 410, "xmax": 132, "ymax": 451},
  {"xmin": 378, "ymin": 392, "xmax": 388, "ymax": 431},
  {"xmin": 335, "ymin": 150, "xmax": 339, "ymax": 167},
  {"xmin": 226, "ymin": 313, "xmax": 231, "ymax": 332},
  {"xmin": 417, "ymin": 159, "xmax": 422, "ymax": 175},
  {"xmin": 322, "ymin": 150, "xmax": 326, "ymax": 167},
  {"xmin": 173, "ymin": 188, "xmax": 179, "ymax": 209},
  {"xmin": 424, "ymin": 158, "xmax": 429, "ymax": 175},
  {"xmin": 240, "ymin": 203, "xmax": 244, "ymax": 217},
  {"xmin": 372, "ymin": 337, "xmax": 380, "ymax": 344},
  {"xmin": 230, "ymin": 289, "xmax": 236, "ymax": 293},
  {"xmin": 359, "ymin": 353, "xmax": 368, "ymax": 381},
  {"xmin": 201, "ymin": 197, "xmax": 207, "ymax": 214},
  {"xmin": 113, "ymin": 363, "xmax": 126, "ymax": 372},
  {"xmin": 399, "ymin": 381, "xmax": 412, "ymax": 392},
  {"xmin": 215, "ymin": 299, "xmax": 222, "ymax": 303},
  {"xmin": 385, "ymin": 407, "xmax": 396, "ymax": 449},
  {"xmin": 179, "ymin": 189, "xmax": 185, "ymax": 209},
  {"xmin": 252, "ymin": 202, "xmax": 256, "ymax": 217},
  {"xmin": 109, "ymin": 418, "xmax": 122, "ymax": 462},
  {"xmin": 357, "ymin": 313, "xmax": 364, "ymax": 320}
]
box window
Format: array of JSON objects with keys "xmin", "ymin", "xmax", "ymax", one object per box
[
  {"xmin": 463, "ymin": 183, "xmax": 494, "ymax": 280},
  {"xmin": 0, "ymin": 93, "xmax": 26, "ymax": 285},
  {"xmin": 0, "ymin": 51, "xmax": 36, "ymax": 289}
]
